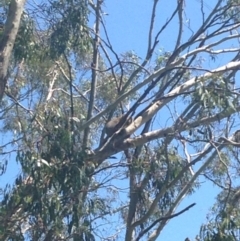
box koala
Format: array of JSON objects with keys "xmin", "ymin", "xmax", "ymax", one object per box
[{"xmin": 105, "ymin": 114, "xmax": 133, "ymax": 138}]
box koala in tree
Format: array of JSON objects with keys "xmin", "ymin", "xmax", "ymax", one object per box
[{"xmin": 105, "ymin": 114, "xmax": 133, "ymax": 138}]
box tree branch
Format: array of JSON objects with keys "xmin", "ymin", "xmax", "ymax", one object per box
[
  {"xmin": 0, "ymin": 0, "xmax": 26, "ymax": 102},
  {"xmin": 136, "ymin": 203, "xmax": 196, "ymax": 241},
  {"xmin": 83, "ymin": 0, "xmax": 102, "ymax": 147}
]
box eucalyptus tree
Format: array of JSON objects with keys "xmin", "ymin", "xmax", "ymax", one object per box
[
  {"xmin": 1, "ymin": 0, "xmax": 240, "ymax": 241},
  {"xmin": 198, "ymin": 186, "xmax": 240, "ymax": 241}
]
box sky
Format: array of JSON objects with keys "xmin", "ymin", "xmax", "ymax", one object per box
[{"xmin": 0, "ymin": 0, "xmax": 232, "ymax": 240}]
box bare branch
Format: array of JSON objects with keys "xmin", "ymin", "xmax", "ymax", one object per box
[
  {"xmin": 126, "ymin": 60, "xmax": 240, "ymax": 137},
  {"xmin": 83, "ymin": 0, "xmax": 102, "ymax": 147},
  {"xmin": 136, "ymin": 203, "xmax": 196, "ymax": 241}
]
